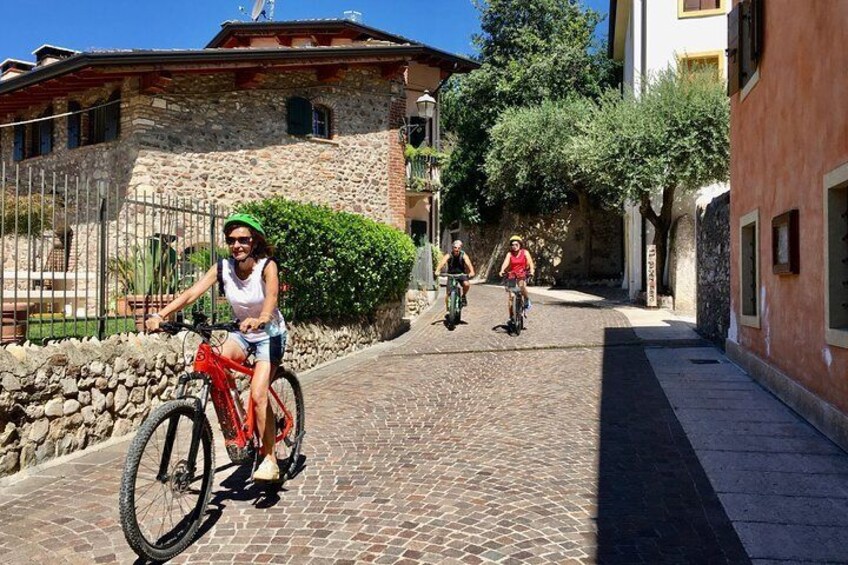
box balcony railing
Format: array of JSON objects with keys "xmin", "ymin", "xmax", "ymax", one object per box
[{"xmin": 405, "ymin": 154, "xmax": 441, "ymax": 192}]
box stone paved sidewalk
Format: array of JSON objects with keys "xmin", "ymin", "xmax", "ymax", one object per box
[
  {"xmin": 539, "ymin": 288, "xmax": 848, "ymax": 564},
  {"xmin": 0, "ymin": 285, "xmax": 767, "ymax": 564}
]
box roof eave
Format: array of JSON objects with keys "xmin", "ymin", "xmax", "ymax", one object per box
[{"xmin": 0, "ymin": 46, "xmax": 479, "ymax": 97}]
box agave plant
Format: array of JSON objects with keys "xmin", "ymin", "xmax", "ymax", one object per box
[{"xmin": 109, "ymin": 237, "xmax": 179, "ymax": 296}]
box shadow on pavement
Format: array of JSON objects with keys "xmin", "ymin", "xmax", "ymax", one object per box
[{"xmin": 596, "ymin": 327, "xmax": 750, "ymax": 564}]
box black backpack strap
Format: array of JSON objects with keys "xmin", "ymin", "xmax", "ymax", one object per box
[
  {"xmin": 217, "ymin": 257, "xmax": 225, "ymax": 296},
  {"xmin": 261, "ymin": 256, "xmax": 280, "ymax": 276}
]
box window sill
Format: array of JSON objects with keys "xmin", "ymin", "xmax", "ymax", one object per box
[
  {"xmin": 826, "ymin": 328, "xmax": 848, "ymax": 349},
  {"xmin": 740, "ymin": 68, "xmax": 760, "ymax": 102},
  {"xmin": 740, "ymin": 313, "xmax": 760, "ymax": 329},
  {"xmin": 679, "ymin": 9, "xmax": 725, "ymax": 19},
  {"xmin": 304, "ymin": 136, "xmax": 340, "ymax": 146}
]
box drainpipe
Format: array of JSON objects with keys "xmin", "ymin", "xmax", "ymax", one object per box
[{"xmin": 641, "ymin": 0, "xmax": 648, "ymax": 94}]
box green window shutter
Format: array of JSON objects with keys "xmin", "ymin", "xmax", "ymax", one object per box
[{"xmin": 287, "ymin": 97, "xmax": 313, "ymax": 136}]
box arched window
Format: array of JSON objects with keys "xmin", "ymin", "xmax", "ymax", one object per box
[{"xmin": 312, "ymin": 105, "xmax": 331, "ymax": 139}]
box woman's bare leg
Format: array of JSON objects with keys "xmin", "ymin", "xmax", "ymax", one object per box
[{"xmin": 251, "ymin": 360, "xmax": 278, "ymax": 463}]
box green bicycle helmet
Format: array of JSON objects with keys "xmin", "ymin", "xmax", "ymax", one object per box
[{"xmin": 223, "ymin": 213, "xmax": 266, "ymax": 237}]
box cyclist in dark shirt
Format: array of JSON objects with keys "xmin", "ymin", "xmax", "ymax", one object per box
[{"xmin": 435, "ymin": 240, "xmax": 476, "ymax": 308}]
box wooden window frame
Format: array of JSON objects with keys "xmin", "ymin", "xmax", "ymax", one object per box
[
  {"xmin": 739, "ymin": 209, "xmax": 760, "ymax": 328},
  {"xmin": 678, "ymin": 50, "xmax": 725, "ymax": 80},
  {"xmin": 824, "ymin": 162, "xmax": 848, "ymax": 348},
  {"xmin": 679, "ymin": 0, "xmax": 725, "ymax": 19},
  {"xmin": 772, "ymin": 209, "xmax": 799, "ymax": 275},
  {"xmin": 311, "ymin": 105, "xmax": 331, "ymax": 139}
]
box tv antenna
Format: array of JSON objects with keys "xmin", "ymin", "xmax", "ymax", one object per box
[{"xmin": 239, "ymin": 0, "xmax": 276, "ymax": 21}]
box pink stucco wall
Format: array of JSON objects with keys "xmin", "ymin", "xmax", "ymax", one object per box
[{"xmin": 730, "ymin": 0, "xmax": 848, "ymax": 413}]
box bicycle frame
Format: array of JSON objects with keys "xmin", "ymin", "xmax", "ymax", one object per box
[
  {"xmin": 193, "ymin": 342, "xmax": 295, "ymax": 454},
  {"xmin": 158, "ymin": 340, "xmax": 295, "ymax": 479}
]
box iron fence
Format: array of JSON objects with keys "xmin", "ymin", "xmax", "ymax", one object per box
[{"xmin": 1, "ymin": 163, "xmax": 235, "ymax": 344}]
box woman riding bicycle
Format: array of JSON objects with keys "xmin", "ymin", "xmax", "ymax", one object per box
[
  {"xmin": 145, "ymin": 213, "xmax": 286, "ymax": 482},
  {"xmin": 498, "ymin": 235, "xmax": 536, "ymax": 320}
]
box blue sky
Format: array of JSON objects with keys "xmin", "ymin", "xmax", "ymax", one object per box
[{"xmin": 0, "ymin": 0, "xmax": 610, "ymax": 63}]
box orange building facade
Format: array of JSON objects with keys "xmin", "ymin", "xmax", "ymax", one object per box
[{"xmin": 728, "ymin": 0, "xmax": 848, "ymax": 448}]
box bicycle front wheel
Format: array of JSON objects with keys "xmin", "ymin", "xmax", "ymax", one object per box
[
  {"xmin": 512, "ymin": 294, "xmax": 523, "ymax": 336},
  {"xmin": 119, "ymin": 399, "xmax": 215, "ymax": 562},
  {"xmin": 270, "ymin": 368, "xmax": 305, "ymax": 479}
]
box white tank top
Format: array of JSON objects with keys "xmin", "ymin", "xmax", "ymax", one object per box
[{"xmin": 220, "ymin": 257, "xmax": 286, "ymax": 343}]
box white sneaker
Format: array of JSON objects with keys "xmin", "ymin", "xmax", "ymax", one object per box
[{"xmin": 253, "ymin": 457, "xmax": 280, "ymax": 482}]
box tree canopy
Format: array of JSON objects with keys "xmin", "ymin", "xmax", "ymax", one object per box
[
  {"xmin": 580, "ymin": 68, "xmax": 730, "ymax": 206},
  {"xmin": 440, "ymin": 0, "xmax": 616, "ymax": 225},
  {"xmin": 484, "ymin": 98, "xmax": 594, "ymax": 215}
]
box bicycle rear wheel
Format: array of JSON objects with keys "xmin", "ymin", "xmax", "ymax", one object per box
[
  {"xmin": 119, "ymin": 399, "xmax": 215, "ymax": 562},
  {"xmin": 270, "ymin": 368, "xmax": 305, "ymax": 479}
]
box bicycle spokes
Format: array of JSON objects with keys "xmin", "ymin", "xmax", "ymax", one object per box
[{"xmin": 131, "ymin": 409, "xmax": 210, "ymax": 551}]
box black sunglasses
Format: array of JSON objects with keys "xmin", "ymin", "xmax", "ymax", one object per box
[{"xmin": 225, "ymin": 236, "xmax": 253, "ymax": 246}]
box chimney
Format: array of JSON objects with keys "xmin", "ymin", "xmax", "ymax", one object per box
[
  {"xmin": 343, "ymin": 10, "xmax": 363, "ymax": 23},
  {"xmin": 0, "ymin": 59, "xmax": 35, "ymax": 82},
  {"xmin": 33, "ymin": 44, "xmax": 78, "ymax": 67}
]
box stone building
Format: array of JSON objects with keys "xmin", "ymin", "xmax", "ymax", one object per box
[{"xmin": 0, "ymin": 20, "xmax": 477, "ymax": 245}]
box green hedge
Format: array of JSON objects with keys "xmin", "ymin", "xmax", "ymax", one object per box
[{"xmin": 240, "ymin": 198, "xmax": 415, "ymax": 321}]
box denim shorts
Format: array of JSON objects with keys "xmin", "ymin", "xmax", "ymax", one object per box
[{"xmin": 229, "ymin": 331, "xmax": 286, "ymax": 365}]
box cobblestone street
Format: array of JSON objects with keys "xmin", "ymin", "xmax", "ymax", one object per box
[{"xmin": 0, "ymin": 285, "xmax": 755, "ymax": 563}]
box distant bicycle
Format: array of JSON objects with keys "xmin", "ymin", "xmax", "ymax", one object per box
[
  {"xmin": 504, "ymin": 273, "xmax": 527, "ymax": 335},
  {"xmin": 444, "ymin": 273, "xmax": 467, "ymax": 329},
  {"xmin": 119, "ymin": 315, "xmax": 304, "ymax": 562}
]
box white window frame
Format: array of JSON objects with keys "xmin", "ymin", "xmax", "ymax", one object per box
[
  {"xmin": 739, "ymin": 209, "xmax": 760, "ymax": 328},
  {"xmin": 678, "ymin": 0, "xmax": 726, "ymax": 19}
]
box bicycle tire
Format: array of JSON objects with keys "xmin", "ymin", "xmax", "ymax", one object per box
[
  {"xmin": 271, "ymin": 367, "xmax": 305, "ymax": 479},
  {"xmin": 512, "ymin": 293, "xmax": 523, "ymax": 336},
  {"xmin": 119, "ymin": 399, "xmax": 215, "ymax": 562},
  {"xmin": 448, "ymin": 288, "xmax": 459, "ymax": 328}
]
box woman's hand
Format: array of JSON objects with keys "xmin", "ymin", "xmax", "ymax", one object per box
[
  {"xmin": 145, "ymin": 314, "xmax": 163, "ymax": 333},
  {"xmin": 240, "ymin": 317, "xmax": 265, "ymax": 334}
]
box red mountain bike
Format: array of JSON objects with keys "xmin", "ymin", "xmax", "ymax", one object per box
[{"xmin": 118, "ymin": 316, "xmax": 304, "ymax": 562}]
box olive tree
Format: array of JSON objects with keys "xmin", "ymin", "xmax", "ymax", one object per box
[{"xmin": 580, "ymin": 68, "xmax": 729, "ymax": 289}]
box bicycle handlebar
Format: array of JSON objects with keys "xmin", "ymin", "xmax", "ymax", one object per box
[{"xmin": 159, "ymin": 320, "xmax": 242, "ymax": 336}]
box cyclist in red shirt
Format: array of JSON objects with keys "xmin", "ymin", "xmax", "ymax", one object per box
[{"xmin": 498, "ymin": 235, "xmax": 536, "ymax": 316}]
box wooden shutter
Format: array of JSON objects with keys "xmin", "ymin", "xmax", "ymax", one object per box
[
  {"xmin": 739, "ymin": 0, "xmax": 756, "ymax": 88},
  {"xmin": 752, "ymin": 0, "xmax": 765, "ymax": 63},
  {"xmin": 13, "ymin": 124, "xmax": 25, "ymax": 161},
  {"xmin": 287, "ymin": 97, "xmax": 313, "ymax": 136},
  {"xmin": 727, "ymin": 3, "xmax": 740, "ymax": 95},
  {"xmin": 684, "ymin": 0, "xmax": 701, "ymax": 11},
  {"xmin": 39, "ymin": 115, "xmax": 53, "ymax": 155},
  {"xmin": 67, "ymin": 102, "xmax": 81, "ymax": 149}
]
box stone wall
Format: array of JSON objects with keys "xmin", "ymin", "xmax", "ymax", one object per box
[
  {"xmin": 0, "ymin": 300, "xmax": 407, "ymax": 478},
  {"xmin": 669, "ymin": 214, "xmax": 697, "ymax": 315},
  {"xmin": 696, "ymin": 191, "xmax": 730, "ymax": 346},
  {"xmin": 128, "ymin": 70, "xmax": 402, "ymax": 228},
  {"xmin": 456, "ymin": 206, "xmax": 623, "ymax": 286}
]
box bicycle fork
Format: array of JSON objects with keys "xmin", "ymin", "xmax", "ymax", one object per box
[{"xmin": 156, "ymin": 374, "xmax": 211, "ymax": 483}]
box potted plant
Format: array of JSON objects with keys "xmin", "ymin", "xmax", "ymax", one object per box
[{"xmin": 110, "ymin": 235, "xmax": 180, "ymax": 331}]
